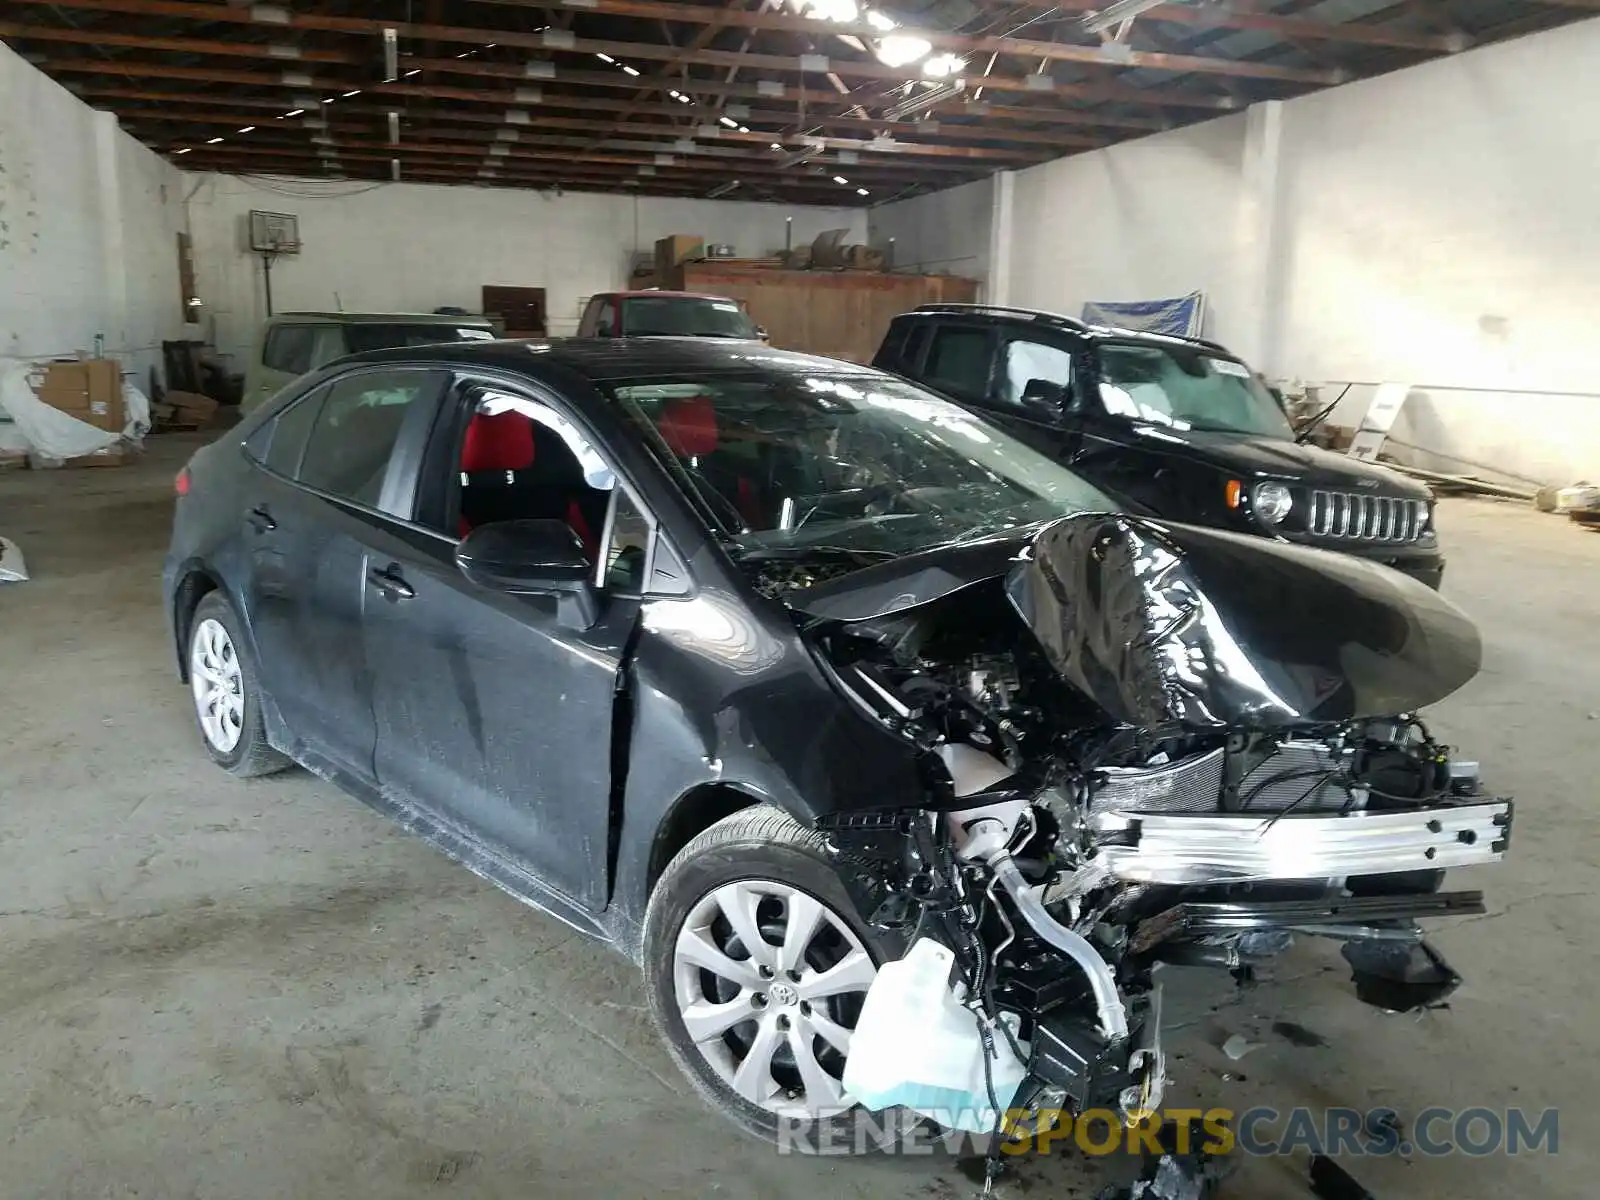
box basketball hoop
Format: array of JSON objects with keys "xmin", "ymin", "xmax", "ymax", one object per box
[
  {"xmin": 248, "ymin": 210, "xmax": 302, "ymax": 256},
  {"xmin": 247, "ymin": 211, "xmax": 301, "ymax": 317}
]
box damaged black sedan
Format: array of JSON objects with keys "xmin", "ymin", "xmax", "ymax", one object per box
[{"xmin": 164, "ymin": 339, "xmax": 1512, "ymax": 1149}]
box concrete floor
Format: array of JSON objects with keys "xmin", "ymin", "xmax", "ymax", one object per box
[{"xmin": 1, "ymin": 433, "xmax": 1595, "ymax": 1200}]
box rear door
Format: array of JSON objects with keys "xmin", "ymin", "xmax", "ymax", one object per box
[
  {"xmin": 909, "ymin": 322, "xmax": 998, "ymax": 408},
  {"xmin": 358, "ymin": 378, "xmax": 654, "ymax": 911},
  {"xmin": 238, "ymin": 366, "xmax": 448, "ymax": 777}
]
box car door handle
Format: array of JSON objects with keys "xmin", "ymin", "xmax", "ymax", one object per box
[
  {"xmin": 247, "ymin": 505, "xmax": 277, "ymax": 533},
  {"xmin": 367, "ymin": 564, "xmax": 416, "ymax": 601}
]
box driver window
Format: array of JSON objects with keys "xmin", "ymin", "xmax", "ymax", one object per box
[
  {"xmin": 596, "ymin": 299, "xmax": 617, "ymax": 337},
  {"xmin": 1003, "ymin": 339, "xmax": 1075, "ymax": 409},
  {"xmin": 455, "ymin": 392, "xmax": 617, "ymax": 566}
]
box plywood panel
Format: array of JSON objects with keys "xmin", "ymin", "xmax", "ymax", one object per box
[{"xmin": 673, "ymin": 266, "xmax": 978, "ymax": 363}]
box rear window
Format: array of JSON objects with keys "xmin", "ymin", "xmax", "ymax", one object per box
[
  {"xmin": 619, "ymin": 297, "xmax": 758, "ymax": 339},
  {"xmin": 343, "ymin": 323, "xmax": 495, "ymax": 354},
  {"xmin": 262, "ymin": 324, "xmax": 317, "ymax": 374}
]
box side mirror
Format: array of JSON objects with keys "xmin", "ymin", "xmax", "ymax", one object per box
[
  {"xmin": 1020, "ymin": 378, "xmax": 1071, "ymax": 418},
  {"xmin": 456, "ymin": 519, "xmax": 599, "ymax": 629},
  {"xmin": 755, "ymin": 326, "xmax": 770, "ymax": 343}
]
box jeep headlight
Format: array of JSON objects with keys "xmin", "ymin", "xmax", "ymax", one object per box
[{"xmin": 1253, "ymin": 481, "xmax": 1293, "ymax": 525}]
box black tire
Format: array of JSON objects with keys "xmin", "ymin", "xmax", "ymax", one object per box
[
  {"xmin": 186, "ymin": 592, "xmax": 291, "ymax": 778},
  {"xmin": 642, "ymin": 804, "xmax": 911, "ymax": 1150}
]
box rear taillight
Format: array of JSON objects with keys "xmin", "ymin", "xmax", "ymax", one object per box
[{"xmin": 175, "ymin": 468, "xmax": 191, "ymax": 497}]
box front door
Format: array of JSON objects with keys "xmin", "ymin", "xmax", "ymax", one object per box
[{"xmin": 361, "ymin": 382, "xmax": 639, "ymax": 911}]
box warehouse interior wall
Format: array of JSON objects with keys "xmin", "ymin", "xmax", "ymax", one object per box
[
  {"xmin": 0, "ymin": 42, "xmax": 187, "ymax": 385},
  {"xmin": 881, "ymin": 17, "xmax": 1600, "ymax": 485},
  {"xmin": 184, "ymin": 174, "xmax": 868, "ymax": 367},
  {"xmin": 868, "ymin": 176, "xmax": 994, "ymax": 284}
]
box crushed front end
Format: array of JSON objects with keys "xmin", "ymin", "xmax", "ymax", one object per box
[{"xmin": 795, "ymin": 513, "xmax": 1512, "ymax": 1136}]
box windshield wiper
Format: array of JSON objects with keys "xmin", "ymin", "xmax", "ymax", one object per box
[
  {"xmin": 1293, "ymin": 383, "xmax": 1352, "ymax": 444},
  {"xmin": 734, "ymin": 544, "xmax": 895, "ymax": 563}
]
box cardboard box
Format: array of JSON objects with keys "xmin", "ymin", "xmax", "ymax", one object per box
[
  {"xmin": 166, "ymin": 390, "xmax": 219, "ymax": 423},
  {"xmin": 655, "ymin": 233, "xmax": 704, "ymax": 276},
  {"xmin": 30, "ymin": 359, "xmax": 125, "ymax": 432},
  {"xmin": 63, "ymin": 444, "xmax": 131, "ymax": 469}
]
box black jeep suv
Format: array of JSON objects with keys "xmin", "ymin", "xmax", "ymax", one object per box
[{"xmin": 874, "ymin": 304, "xmax": 1444, "ymax": 588}]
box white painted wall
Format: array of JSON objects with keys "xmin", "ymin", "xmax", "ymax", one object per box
[
  {"xmin": 0, "ymin": 42, "xmax": 186, "ymax": 383},
  {"xmin": 868, "ymin": 176, "xmax": 994, "ymax": 283},
  {"xmin": 1274, "ymin": 22, "xmax": 1600, "ymax": 395},
  {"xmin": 876, "ymin": 18, "xmax": 1600, "ymax": 485},
  {"xmin": 184, "ymin": 174, "xmax": 867, "ymax": 366},
  {"xmin": 1009, "ymin": 114, "xmax": 1253, "ymax": 344}
]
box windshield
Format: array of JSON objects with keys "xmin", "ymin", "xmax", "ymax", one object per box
[
  {"xmin": 344, "ymin": 323, "xmax": 495, "ymax": 353},
  {"xmin": 620, "ymin": 297, "xmax": 759, "ymax": 339},
  {"xmin": 1096, "ymin": 342, "xmax": 1291, "ymax": 439},
  {"xmin": 610, "ymin": 372, "xmax": 1116, "ymax": 558}
]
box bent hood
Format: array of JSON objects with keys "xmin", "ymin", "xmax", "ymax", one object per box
[{"xmin": 791, "ymin": 514, "xmax": 1480, "ymax": 729}]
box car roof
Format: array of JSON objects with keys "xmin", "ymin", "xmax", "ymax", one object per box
[
  {"xmin": 270, "ymin": 311, "xmax": 495, "ymax": 325},
  {"xmin": 339, "ymin": 336, "xmax": 881, "ymax": 382},
  {"xmin": 602, "ymin": 291, "xmax": 740, "ymax": 302},
  {"xmin": 904, "ymin": 303, "xmax": 1234, "ymax": 356}
]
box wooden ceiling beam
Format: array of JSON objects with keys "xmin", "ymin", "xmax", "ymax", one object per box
[
  {"xmin": 171, "ymin": 141, "xmax": 902, "ymax": 195},
  {"xmin": 962, "ymin": 0, "xmax": 1459, "ymax": 51},
  {"xmin": 158, "ymin": 126, "xmax": 1000, "ymax": 180},
  {"xmin": 4, "ymin": 0, "xmax": 1311, "ymax": 91},
  {"xmin": 18, "ymin": 35, "xmax": 1230, "ymax": 113},
  {"xmin": 70, "ymin": 81, "xmax": 1168, "ymax": 135},
  {"xmin": 105, "ymin": 99, "xmax": 1103, "ymax": 152},
  {"xmin": 466, "ymin": 0, "xmax": 1458, "ymax": 61}
]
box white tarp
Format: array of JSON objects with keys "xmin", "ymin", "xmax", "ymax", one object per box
[
  {"xmin": 0, "ymin": 361, "xmax": 150, "ymax": 460},
  {"xmin": 0, "ymin": 536, "xmax": 28, "ymax": 584}
]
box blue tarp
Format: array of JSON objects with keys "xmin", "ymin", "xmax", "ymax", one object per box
[{"xmin": 1082, "ymin": 292, "xmax": 1205, "ymax": 338}]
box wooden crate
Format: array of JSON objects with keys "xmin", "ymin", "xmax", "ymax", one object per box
[{"xmin": 664, "ymin": 264, "xmax": 979, "ymax": 364}]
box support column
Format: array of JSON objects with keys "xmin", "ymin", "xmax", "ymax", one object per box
[
  {"xmin": 1236, "ymin": 100, "xmax": 1288, "ymax": 373},
  {"xmin": 91, "ymin": 110, "xmax": 130, "ymax": 359},
  {"xmin": 985, "ymin": 169, "xmax": 1016, "ymax": 306}
]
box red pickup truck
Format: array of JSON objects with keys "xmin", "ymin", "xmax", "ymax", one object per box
[{"xmin": 576, "ymin": 290, "xmax": 766, "ymax": 342}]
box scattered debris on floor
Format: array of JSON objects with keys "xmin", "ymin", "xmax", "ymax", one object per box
[
  {"xmin": 1381, "ymin": 461, "xmax": 1536, "ymax": 501},
  {"xmin": 0, "ymin": 535, "xmax": 27, "ymax": 583},
  {"xmin": 1364, "ymin": 1108, "xmax": 1402, "ymax": 1142},
  {"xmin": 1220, "ymin": 1033, "xmax": 1258, "ymax": 1061},
  {"xmin": 1342, "ymin": 939, "xmax": 1461, "ymax": 1011},
  {"xmin": 1270, "ymin": 1020, "xmax": 1329, "ymax": 1048},
  {"xmin": 1552, "ymin": 483, "xmax": 1600, "ymax": 529},
  {"xmin": 1308, "ymin": 1153, "xmax": 1379, "ymax": 1199},
  {"xmin": 1095, "ymin": 1119, "xmax": 1234, "ymax": 1200}
]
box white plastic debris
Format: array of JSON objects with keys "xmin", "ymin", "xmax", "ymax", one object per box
[
  {"xmin": 121, "ymin": 378, "xmax": 152, "ymax": 441},
  {"xmin": 1221, "ymin": 1034, "xmax": 1258, "ymax": 1061},
  {"xmin": 841, "ymin": 937, "xmax": 1026, "ymax": 1133},
  {"xmin": 0, "ymin": 536, "xmax": 28, "ymax": 583}
]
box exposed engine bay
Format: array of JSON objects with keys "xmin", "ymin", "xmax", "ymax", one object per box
[{"xmin": 787, "ymin": 514, "xmax": 1513, "ymax": 1143}]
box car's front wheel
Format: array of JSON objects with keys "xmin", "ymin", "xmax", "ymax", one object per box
[
  {"xmin": 186, "ymin": 592, "xmax": 289, "ymax": 778},
  {"xmin": 643, "ymin": 805, "xmax": 902, "ymax": 1148}
]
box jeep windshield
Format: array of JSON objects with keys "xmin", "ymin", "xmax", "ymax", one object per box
[
  {"xmin": 619, "ymin": 296, "xmax": 759, "ymax": 339},
  {"xmin": 1096, "ymin": 341, "xmax": 1293, "ymax": 439},
  {"xmin": 612, "ymin": 373, "xmax": 1116, "ymax": 558}
]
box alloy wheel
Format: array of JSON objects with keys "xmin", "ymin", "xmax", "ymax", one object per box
[
  {"xmin": 672, "ymin": 879, "xmax": 877, "ymax": 1119},
  {"xmin": 190, "ymin": 617, "xmax": 244, "ymax": 754}
]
